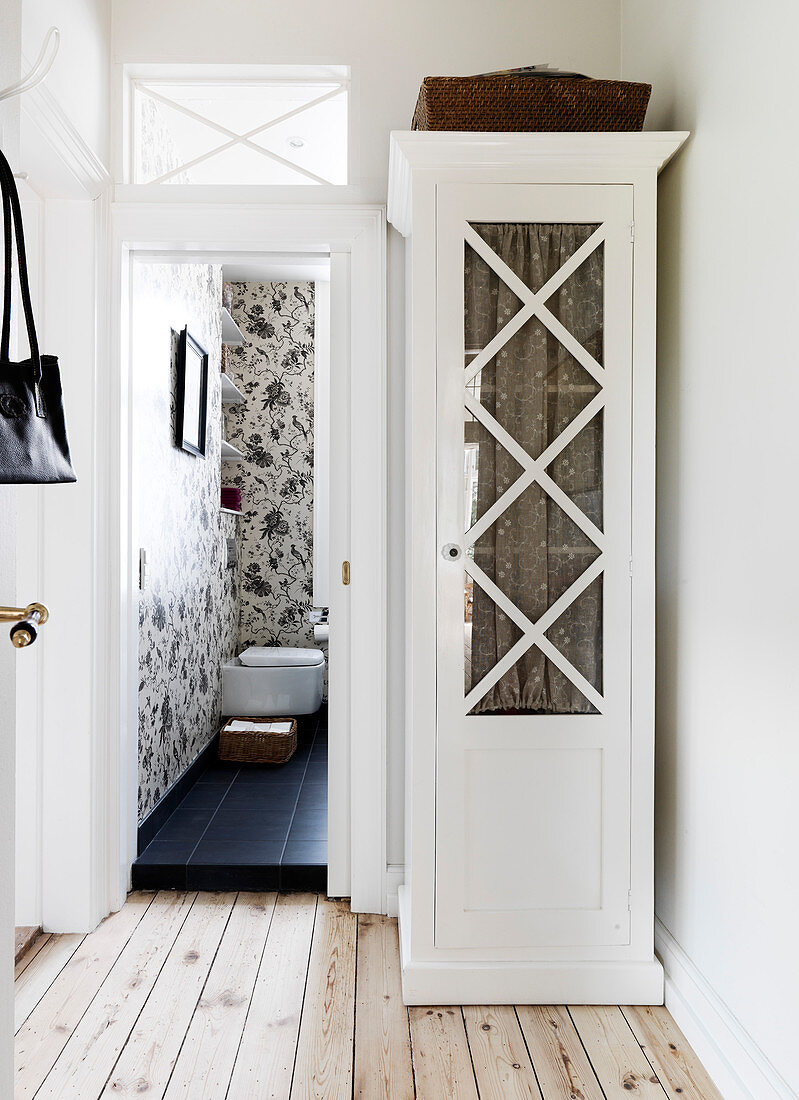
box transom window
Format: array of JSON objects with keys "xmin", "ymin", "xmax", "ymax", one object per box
[{"xmin": 129, "ymin": 65, "xmax": 349, "ymax": 186}]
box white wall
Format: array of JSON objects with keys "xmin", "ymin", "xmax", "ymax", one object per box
[
  {"xmin": 111, "ymin": 0, "xmax": 621, "ymax": 203},
  {"xmin": 622, "ymin": 2, "xmax": 799, "ymax": 1095},
  {"xmin": 112, "ymin": 0, "xmax": 622, "ymax": 865},
  {"xmin": 23, "ymin": 0, "xmax": 111, "ymax": 166}
]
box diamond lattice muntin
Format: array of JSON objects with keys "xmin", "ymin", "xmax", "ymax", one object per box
[{"xmin": 463, "ymin": 221, "xmax": 606, "ymax": 716}]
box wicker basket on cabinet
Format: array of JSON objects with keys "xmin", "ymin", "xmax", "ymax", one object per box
[{"xmin": 412, "ymin": 75, "xmax": 651, "ymax": 132}]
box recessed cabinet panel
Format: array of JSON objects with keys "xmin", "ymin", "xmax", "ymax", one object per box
[
  {"xmin": 436, "ymin": 183, "xmax": 634, "ymax": 949},
  {"xmin": 464, "ymin": 748, "xmax": 602, "ymax": 912}
]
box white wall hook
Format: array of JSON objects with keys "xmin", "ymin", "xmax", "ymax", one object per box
[{"xmin": 0, "ymin": 27, "xmax": 60, "ymax": 104}]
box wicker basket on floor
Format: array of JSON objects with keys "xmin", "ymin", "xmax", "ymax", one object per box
[
  {"xmin": 412, "ymin": 75, "xmax": 651, "ymax": 132},
  {"xmin": 219, "ymin": 717, "xmax": 298, "ymax": 764}
]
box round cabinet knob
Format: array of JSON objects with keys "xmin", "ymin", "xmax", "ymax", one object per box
[{"xmin": 441, "ymin": 543, "xmax": 462, "ymax": 561}]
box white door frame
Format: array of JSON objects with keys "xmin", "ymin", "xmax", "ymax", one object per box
[{"xmin": 106, "ymin": 202, "xmax": 387, "ymax": 914}]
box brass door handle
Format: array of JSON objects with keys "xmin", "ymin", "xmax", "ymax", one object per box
[{"xmin": 0, "ymin": 602, "xmax": 49, "ymax": 648}]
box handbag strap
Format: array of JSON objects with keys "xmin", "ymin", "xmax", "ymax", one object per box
[
  {"xmin": 0, "ymin": 147, "xmax": 42, "ymax": 384},
  {"xmin": 1, "ymin": 181, "xmax": 11, "ymax": 364}
]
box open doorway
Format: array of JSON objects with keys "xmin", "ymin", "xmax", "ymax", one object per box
[
  {"xmin": 108, "ymin": 203, "xmax": 386, "ymax": 918},
  {"xmin": 128, "ymin": 254, "xmax": 332, "ymax": 892}
]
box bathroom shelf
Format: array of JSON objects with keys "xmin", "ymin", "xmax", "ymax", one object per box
[
  {"xmin": 221, "ymin": 439, "xmax": 244, "ymax": 462},
  {"xmin": 221, "ymin": 307, "xmax": 245, "ymax": 346},
  {"xmin": 220, "ymin": 374, "xmax": 245, "ymax": 405},
  {"xmin": 220, "ymin": 506, "xmax": 243, "ymax": 516}
]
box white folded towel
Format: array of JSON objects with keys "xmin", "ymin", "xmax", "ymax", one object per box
[{"xmin": 226, "ymin": 720, "xmax": 293, "ymax": 734}]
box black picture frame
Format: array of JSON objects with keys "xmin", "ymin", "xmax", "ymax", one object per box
[{"xmin": 176, "ymin": 327, "xmax": 209, "ymax": 458}]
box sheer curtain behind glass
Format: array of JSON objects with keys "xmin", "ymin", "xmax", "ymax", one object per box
[{"xmin": 465, "ymin": 223, "xmax": 604, "ymax": 714}]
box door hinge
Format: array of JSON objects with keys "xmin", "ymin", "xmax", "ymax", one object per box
[
  {"xmin": 629, "ymin": 558, "xmax": 634, "ymax": 576},
  {"xmin": 628, "ymin": 889, "xmax": 633, "ymax": 911},
  {"xmin": 629, "ymin": 221, "xmax": 635, "ymax": 244}
]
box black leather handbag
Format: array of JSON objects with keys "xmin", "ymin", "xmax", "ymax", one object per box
[{"xmin": 0, "ymin": 147, "xmax": 76, "ymax": 484}]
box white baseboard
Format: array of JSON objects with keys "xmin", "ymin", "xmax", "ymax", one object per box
[
  {"xmin": 385, "ymin": 864, "xmax": 404, "ymax": 917},
  {"xmin": 655, "ymin": 918, "xmax": 796, "ymax": 1100}
]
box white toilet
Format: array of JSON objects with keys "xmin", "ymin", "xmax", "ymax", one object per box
[{"xmin": 222, "ymin": 646, "xmax": 324, "ymax": 716}]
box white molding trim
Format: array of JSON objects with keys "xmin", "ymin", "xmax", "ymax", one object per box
[
  {"xmin": 656, "ymin": 918, "xmax": 795, "ymax": 1100},
  {"xmin": 92, "ymin": 189, "xmax": 115, "ymax": 929},
  {"xmin": 387, "ymin": 131, "xmax": 690, "ymax": 237},
  {"xmin": 386, "ymin": 863, "xmax": 404, "ymax": 918},
  {"xmin": 106, "ymin": 202, "xmax": 387, "ymax": 916},
  {"xmin": 21, "ymin": 82, "xmax": 111, "ymax": 199}
]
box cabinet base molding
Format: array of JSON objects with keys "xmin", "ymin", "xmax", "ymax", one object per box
[{"xmin": 398, "ymin": 888, "xmax": 664, "ymax": 1006}]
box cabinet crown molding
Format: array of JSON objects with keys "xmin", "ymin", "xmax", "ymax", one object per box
[{"xmin": 388, "ymin": 130, "xmax": 690, "ymax": 236}]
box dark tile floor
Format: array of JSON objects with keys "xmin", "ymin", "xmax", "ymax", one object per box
[{"xmin": 133, "ymin": 708, "xmax": 327, "ymax": 891}]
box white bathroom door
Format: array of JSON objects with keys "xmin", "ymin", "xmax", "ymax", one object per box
[{"xmin": 435, "ymin": 183, "xmax": 634, "ymax": 949}]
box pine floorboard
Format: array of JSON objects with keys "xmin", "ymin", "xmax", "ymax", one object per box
[
  {"xmin": 164, "ymin": 892, "xmax": 277, "ymax": 1099},
  {"xmin": 14, "ymin": 932, "xmax": 51, "ymax": 981},
  {"xmin": 227, "ymin": 891, "xmax": 317, "ymax": 1098},
  {"xmin": 354, "ymin": 915, "xmax": 414, "ymax": 1099},
  {"xmin": 13, "ymin": 928, "xmax": 42, "ymax": 968},
  {"xmin": 13, "ymin": 891, "xmax": 724, "ymax": 1099}
]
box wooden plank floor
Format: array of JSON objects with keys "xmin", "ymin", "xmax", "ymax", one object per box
[
  {"xmin": 14, "ymin": 928, "xmax": 42, "ymax": 967},
  {"xmin": 14, "ymin": 892, "xmax": 723, "ymax": 1099}
]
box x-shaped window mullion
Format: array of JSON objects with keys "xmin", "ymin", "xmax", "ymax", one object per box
[
  {"xmin": 464, "ymin": 555, "xmax": 606, "ymax": 713},
  {"xmin": 140, "ymin": 82, "xmax": 344, "ymax": 185},
  {"xmin": 464, "ymin": 391, "xmax": 606, "ymax": 552},
  {"xmin": 463, "ymin": 222, "xmax": 606, "ymax": 389},
  {"xmin": 460, "ymin": 220, "xmax": 608, "ymax": 714}
]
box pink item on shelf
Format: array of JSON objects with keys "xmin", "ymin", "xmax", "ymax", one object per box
[{"xmin": 221, "ymin": 486, "xmax": 242, "ymax": 510}]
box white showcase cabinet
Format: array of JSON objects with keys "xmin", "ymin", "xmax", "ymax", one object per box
[{"xmin": 388, "ymin": 131, "xmax": 688, "ymax": 1005}]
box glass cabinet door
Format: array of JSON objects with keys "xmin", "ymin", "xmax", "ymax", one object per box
[
  {"xmin": 435, "ymin": 183, "xmax": 634, "ymax": 951},
  {"xmin": 463, "ymin": 222, "xmax": 605, "ymax": 717}
]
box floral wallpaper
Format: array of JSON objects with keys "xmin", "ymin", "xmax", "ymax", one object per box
[
  {"xmin": 224, "ymin": 282, "xmax": 316, "ymax": 652},
  {"xmin": 135, "ymin": 262, "xmax": 239, "ymax": 823}
]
